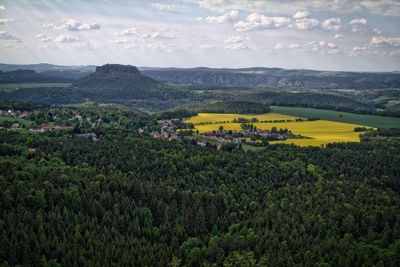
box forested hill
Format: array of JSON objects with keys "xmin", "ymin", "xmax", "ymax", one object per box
[
  {"xmin": 184, "ymin": 101, "xmax": 271, "ymax": 114},
  {"xmin": 0, "ymin": 69, "xmax": 72, "ymax": 83},
  {"xmin": 141, "ymin": 67, "xmax": 400, "ymax": 89},
  {"xmin": 73, "ymin": 64, "xmax": 163, "ymax": 98},
  {"xmin": 1, "ymin": 128, "xmax": 399, "ymax": 266}
]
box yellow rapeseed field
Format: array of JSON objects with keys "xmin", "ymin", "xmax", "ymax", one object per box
[{"xmin": 187, "ymin": 113, "xmax": 368, "ymax": 147}]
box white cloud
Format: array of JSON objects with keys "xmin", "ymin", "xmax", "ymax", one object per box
[
  {"xmin": 224, "ymin": 42, "xmax": 248, "ymax": 50},
  {"xmin": 34, "ymin": 33, "xmax": 51, "ymax": 42},
  {"xmin": 321, "ymin": 18, "xmax": 342, "ymax": 31},
  {"xmin": 234, "ymin": 13, "xmax": 291, "ymax": 31},
  {"xmin": 349, "ymin": 18, "xmax": 368, "ymax": 32},
  {"xmin": 224, "ymin": 35, "xmax": 243, "ymax": 44},
  {"xmin": 319, "ymin": 41, "xmax": 326, "ymax": 47},
  {"xmin": 108, "ymin": 39, "xmax": 128, "ymax": 44},
  {"xmin": 151, "ymin": 31, "xmax": 178, "ymax": 39},
  {"xmin": 295, "ymin": 18, "xmax": 319, "ymax": 30},
  {"xmin": 327, "ymin": 42, "xmax": 337, "ymax": 48},
  {"xmin": 370, "ymin": 35, "xmax": 400, "ymax": 46},
  {"xmin": 349, "ymin": 18, "xmax": 367, "ymax": 25},
  {"xmin": 0, "ymin": 18, "xmax": 16, "ymax": 24},
  {"xmin": 334, "ymin": 34, "xmax": 343, "ymax": 39},
  {"xmin": 151, "ymin": 3, "xmax": 183, "ymax": 11},
  {"xmin": 349, "ymin": 45, "xmax": 369, "ymax": 56},
  {"xmin": 43, "ymin": 19, "xmax": 100, "ymax": 31},
  {"xmin": 293, "ymin": 11, "xmax": 310, "ymax": 19},
  {"xmin": 288, "ymin": 43, "xmax": 301, "ymax": 49},
  {"xmin": 191, "ymin": 0, "xmax": 400, "ymax": 17},
  {"xmin": 0, "ymin": 5, "xmax": 5, "ymax": 11},
  {"xmin": 54, "ymin": 34, "xmax": 78, "ymax": 43},
  {"xmin": 224, "ymin": 35, "xmax": 248, "ymax": 50},
  {"xmin": 0, "ymin": 31, "xmax": 20, "ymax": 41},
  {"xmin": 115, "ymin": 28, "xmax": 139, "ymax": 36},
  {"xmin": 205, "ymin": 10, "xmax": 239, "ymax": 23}
]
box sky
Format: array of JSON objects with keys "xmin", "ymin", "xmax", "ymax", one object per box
[{"xmin": 0, "ymin": 0, "xmax": 400, "ymax": 71}]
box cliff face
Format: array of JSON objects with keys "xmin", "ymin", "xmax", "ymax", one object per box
[{"xmin": 95, "ymin": 64, "xmax": 140, "ymax": 75}]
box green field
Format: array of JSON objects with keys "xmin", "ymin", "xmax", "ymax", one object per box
[
  {"xmin": 271, "ymin": 106, "xmax": 400, "ymax": 129},
  {"xmin": 0, "ymin": 115, "xmax": 32, "ymax": 130},
  {"xmin": 0, "ymin": 83, "xmax": 71, "ymax": 92}
]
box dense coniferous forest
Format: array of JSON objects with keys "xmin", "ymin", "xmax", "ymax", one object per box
[
  {"xmin": 3, "ymin": 0, "xmax": 400, "ymax": 265},
  {"xmin": 1, "ymin": 110, "xmax": 399, "ymax": 266}
]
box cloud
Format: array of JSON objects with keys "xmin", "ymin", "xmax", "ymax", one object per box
[
  {"xmin": 321, "ymin": 18, "xmax": 342, "ymax": 31},
  {"xmin": 224, "ymin": 35, "xmax": 243, "ymax": 44},
  {"xmin": 54, "ymin": 34, "xmax": 78, "ymax": 43},
  {"xmin": 370, "ymin": 35, "xmax": 400, "ymax": 46},
  {"xmin": 334, "ymin": 34, "xmax": 343, "ymax": 39},
  {"xmin": 349, "ymin": 18, "xmax": 368, "ymax": 32},
  {"xmin": 224, "ymin": 35, "xmax": 248, "ymax": 50},
  {"xmin": 43, "ymin": 19, "xmax": 100, "ymax": 31},
  {"xmin": 327, "ymin": 42, "xmax": 337, "ymax": 48},
  {"xmin": 151, "ymin": 31, "xmax": 178, "ymax": 39},
  {"xmin": 205, "ymin": 10, "xmax": 239, "ymax": 23},
  {"xmin": 115, "ymin": 28, "xmax": 139, "ymax": 36},
  {"xmin": 0, "ymin": 31, "xmax": 20, "ymax": 41},
  {"xmin": 349, "ymin": 18, "xmax": 367, "ymax": 25},
  {"xmin": 293, "ymin": 11, "xmax": 310, "ymax": 19},
  {"xmin": 34, "ymin": 33, "xmax": 51, "ymax": 42},
  {"xmin": 108, "ymin": 39, "xmax": 128, "ymax": 44},
  {"xmin": 234, "ymin": 13, "xmax": 291, "ymax": 31},
  {"xmin": 295, "ymin": 18, "xmax": 319, "ymax": 30},
  {"xmin": 199, "ymin": 44, "xmax": 215, "ymax": 51},
  {"xmin": 274, "ymin": 43, "xmax": 284, "ymax": 50},
  {"xmin": 151, "ymin": 3, "xmax": 183, "ymax": 11},
  {"xmin": 0, "ymin": 5, "xmax": 4, "ymax": 11},
  {"xmin": 0, "ymin": 18, "xmax": 16, "ymax": 24},
  {"xmin": 191, "ymin": 0, "xmax": 400, "ymax": 17},
  {"xmin": 288, "ymin": 43, "xmax": 301, "ymax": 49}
]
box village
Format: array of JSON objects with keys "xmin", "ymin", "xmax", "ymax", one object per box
[
  {"xmin": 0, "ymin": 108, "xmax": 101, "ymax": 141},
  {"xmin": 144, "ymin": 119, "xmax": 297, "ymax": 147}
]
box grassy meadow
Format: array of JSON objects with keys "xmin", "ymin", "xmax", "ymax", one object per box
[
  {"xmin": 270, "ymin": 106, "xmax": 400, "ymax": 129},
  {"xmin": 187, "ymin": 112, "xmax": 369, "ymax": 147}
]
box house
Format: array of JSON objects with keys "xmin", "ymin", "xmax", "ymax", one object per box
[
  {"xmin": 196, "ymin": 141, "xmax": 207, "ymax": 147},
  {"xmin": 74, "ymin": 133, "xmax": 98, "ymax": 141},
  {"xmin": 73, "ymin": 114, "xmax": 83, "ymax": 121},
  {"xmin": 149, "ymin": 131, "xmax": 160, "ymax": 139},
  {"xmin": 11, "ymin": 122, "xmax": 21, "ymax": 129}
]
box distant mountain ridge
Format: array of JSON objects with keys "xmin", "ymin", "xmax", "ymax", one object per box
[
  {"xmin": 141, "ymin": 67, "xmax": 400, "ymax": 89},
  {"xmin": 0, "ymin": 63, "xmax": 95, "ymax": 81},
  {"xmin": 2, "ymin": 63, "xmax": 400, "ymax": 89},
  {"xmin": 0, "ymin": 69, "xmax": 72, "ymax": 83}
]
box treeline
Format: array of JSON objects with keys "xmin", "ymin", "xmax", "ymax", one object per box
[
  {"xmin": 190, "ymin": 101, "xmax": 271, "ymax": 115},
  {"xmin": 0, "ymin": 100, "xmax": 49, "ymax": 111},
  {"xmin": 0, "ymin": 127, "xmax": 399, "ymax": 266}
]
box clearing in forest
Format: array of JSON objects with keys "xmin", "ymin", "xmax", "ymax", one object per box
[{"xmin": 187, "ymin": 112, "xmax": 369, "ymax": 147}]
